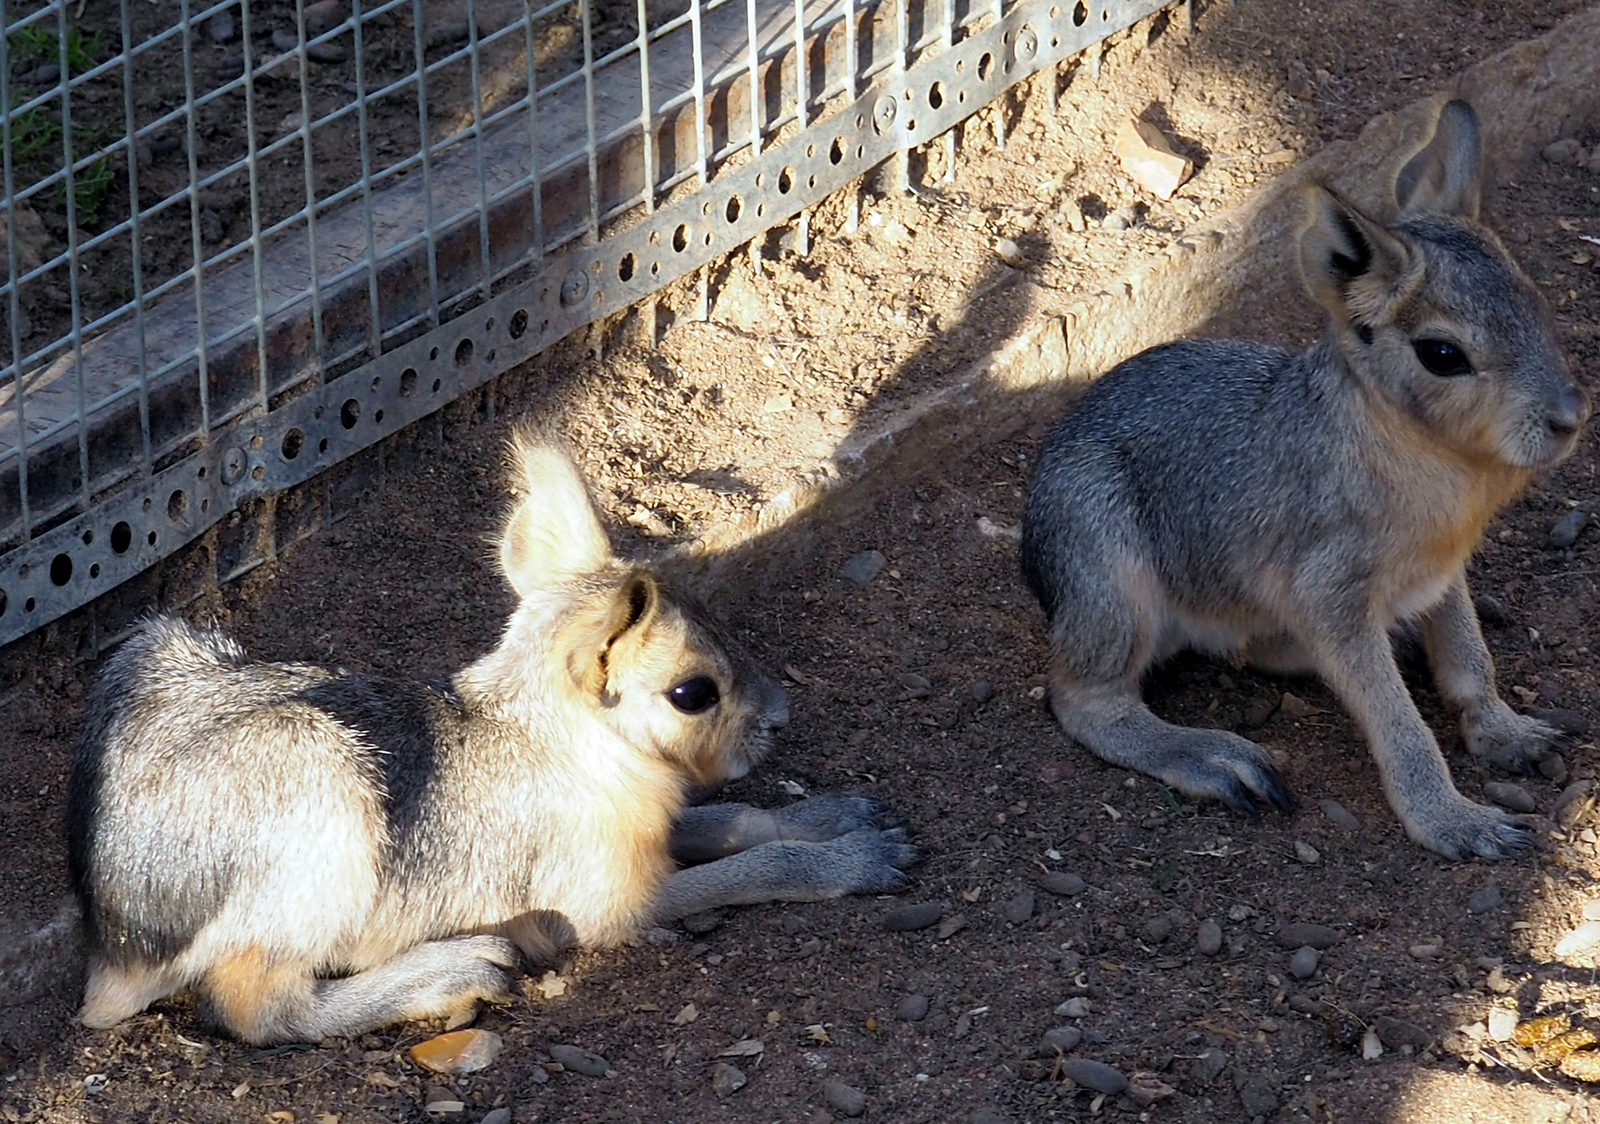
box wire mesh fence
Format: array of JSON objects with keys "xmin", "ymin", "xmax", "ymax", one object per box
[{"xmin": 0, "ymin": 0, "xmax": 1171, "ymax": 648}]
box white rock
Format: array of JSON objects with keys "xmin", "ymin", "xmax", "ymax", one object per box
[
  {"xmin": 1361, "ymin": 1028, "xmax": 1383, "ymax": 1060},
  {"xmin": 1555, "ymin": 919, "xmax": 1600, "ymax": 960},
  {"xmin": 1487, "ymin": 1006, "xmax": 1519, "ymax": 1042}
]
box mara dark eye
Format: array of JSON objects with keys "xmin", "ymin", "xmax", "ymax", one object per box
[
  {"xmin": 667, "ymin": 675, "xmax": 721, "ymax": 714},
  {"xmin": 1413, "ymin": 338, "xmax": 1473, "ymax": 377}
]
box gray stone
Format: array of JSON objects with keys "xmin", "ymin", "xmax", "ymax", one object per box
[
  {"xmin": 711, "ymin": 1062, "xmax": 746, "ymax": 1096},
  {"xmin": 1192, "ymin": 1046, "xmax": 1228, "ymax": 1084},
  {"xmin": 205, "ymin": 10, "xmax": 237, "ymax": 42},
  {"xmin": 1143, "ymin": 915, "xmax": 1173, "ymax": 943},
  {"xmin": 822, "ymin": 1079, "xmax": 866, "ymax": 1118},
  {"xmin": 1483, "ymin": 782, "xmax": 1536, "ymax": 814},
  {"xmin": 1054, "ymin": 997, "xmax": 1091, "ymax": 1018},
  {"xmin": 19, "ymin": 63, "xmax": 60, "ymax": 86},
  {"xmin": 200, "ymin": 208, "xmax": 225, "ymax": 245},
  {"xmin": 305, "ymin": 41, "xmax": 347, "ymax": 64},
  {"xmin": 884, "ymin": 902, "xmax": 941, "ymax": 932},
  {"xmin": 1467, "ymin": 884, "xmax": 1504, "ymax": 914},
  {"xmin": 1544, "ymin": 137, "xmax": 1582, "ymax": 164},
  {"xmin": 1319, "ymin": 799, "xmax": 1361, "ymax": 831},
  {"xmin": 271, "ymin": 28, "xmax": 298, "ymax": 52},
  {"xmin": 896, "ymin": 994, "xmax": 930, "ymax": 1021},
  {"xmin": 1196, "ymin": 920, "xmax": 1223, "ymax": 956},
  {"xmin": 1474, "ymin": 593, "xmax": 1511, "ymax": 627},
  {"xmin": 840, "ymin": 549, "xmax": 888, "ymax": 585},
  {"xmin": 1235, "ymin": 1073, "xmax": 1278, "ymax": 1117},
  {"xmin": 1276, "ymin": 923, "xmax": 1339, "ymax": 950},
  {"xmin": 216, "ymin": 54, "xmax": 245, "ymax": 79},
  {"xmin": 1551, "ymin": 508, "xmax": 1589, "ymax": 548},
  {"xmin": 305, "ymin": 0, "xmax": 344, "ymax": 34},
  {"xmin": 1057, "ymin": 1058, "xmax": 1127, "ymax": 1095},
  {"xmin": 1002, "ymin": 889, "xmax": 1035, "ymax": 925},
  {"xmin": 967, "ymin": 680, "xmax": 994, "ymax": 705},
  {"xmin": 1039, "ymin": 1026, "xmax": 1082, "ymax": 1054},
  {"xmin": 1039, "ymin": 872, "xmax": 1086, "ymax": 896},
  {"xmin": 1289, "ymin": 945, "xmax": 1319, "ymax": 979},
  {"xmin": 1373, "ymin": 1016, "xmax": 1431, "ymax": 1052},
  {"xmin": 548, "ymin": 1044, "xmax": 610, "ymax": 1077},
  {"xmin": 481, "ymin": 1110, "xmax": 512, "ymax": 1124}
]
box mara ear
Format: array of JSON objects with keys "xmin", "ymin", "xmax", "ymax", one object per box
[
  {"xmin": 1297, "ymin": 185, "xmax": 1412, "ymax": 331},
  {"xmin": 498, "ymin": 433, "xmax": 613, "ymax": 598},
  {"xmin": 1393, "ymin": 99, "xmax": 1482, "ymax": 219},
  {"xmin": 560, "ymin": 572, "xmax": 661, "ymax": 700}
]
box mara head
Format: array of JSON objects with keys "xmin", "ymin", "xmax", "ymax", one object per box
[
  {"xmin": 1297, "ymin": 99, "xmax": 1588, "ymax": 470},
  {"xmin": 492, "ymin": 431, "xmax": 787, "ymax": 786}
]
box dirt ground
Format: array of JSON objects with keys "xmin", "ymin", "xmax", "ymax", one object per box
[{"xmin": 6, "ymin": 1, "xmax": 1600, "ymax": 1122}]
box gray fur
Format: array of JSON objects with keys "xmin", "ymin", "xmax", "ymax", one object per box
[
  {"xmin": 66, "ymin": 437, "xmax": 916, "ymax": 1044},
  {"xmin": 1021, "ymin": 100, "xmax": 1587, "ymax": 859}
]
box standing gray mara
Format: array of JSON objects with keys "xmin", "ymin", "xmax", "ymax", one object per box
[
  {"xmin": 67, "ymin": 433, "xmax": 916, "ymax": 1044},
  {"xmin": 1021, "ymin": 99, "xmax": 1587, "ymax": 860}
]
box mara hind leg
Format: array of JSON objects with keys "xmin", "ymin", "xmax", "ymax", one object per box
[
  {"xmin": 199, "ymin": 937, "xmax": 518, "ymax": 1045},
  {"xmin": 1044, "ymin": 568, "xmax": 1294, "ymax": 816}
]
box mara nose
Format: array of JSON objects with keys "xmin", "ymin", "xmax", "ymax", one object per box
[{"xmin": 1548, "ymin": 381, "xmax": 1590, "ymax": 439}]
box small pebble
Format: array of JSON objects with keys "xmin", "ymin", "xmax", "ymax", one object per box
[
  {"xmin": 993, "ymin": 236, "xmax": 1026, "ymax": 267},
  {"xmin": 424, "ymin": 1087, "xmax": 466, "ymax": 1114},
  {"xmin": 200, "ymin": 208, "xmax": 225, "ymax": 245},
  {"xmin": 217, "ymin": 53, "xmax": 245, "ymax": 79},
  {"xmin": 1002, "ymin": 889, "xmax": 1035, "ymax": 925},
  {"xmin": 306, "ymin": 41, "xmax": 347, "ymax": 64},
  {"xmin": 1583, "ymin": 900, "xmax": 1600, "ymax": 921},
  {"xmin": 884, "ymin": 902, "xmax": 941, "ymax": 932},
  {"xmin": 1487, "ymin": 1006, "xmax": 1519, "ymax": 1041},
  {"xmin": 548, "ymin": 1044, "xmax": 610, "ymax": 1077},
  {"xmin": 1192, "ymin": 1046, "xmax": 1227, "ymax": 1084},
  {"xmin": 1055, "ymin": 997, "xmax": 1091, "ymax": 1018},
  {"xmin": 1373, "ymin": 1016, "xmax": 1431, "ymax": 1052},
  {"xmin": 1474, "ymin": 593, "xmax": 1510, "ymax": 626},
  {"xmin": 481, "ymin": 1109, "xmax": 511, "ymax": 1124},
  {"xmin": 967, "ymin": 680, "xmax": 994, "ymax": 705},
  {"xmin": 270, "ymin": 28, "xmax": 298, "ymax": 52},
  {"xmin": 1275, "ymin": 923, "xmax": 1339, "ymax": 950},
  {"xmin": 1551, "ymin": 509, "xmax": 1589, "ymax": 548},
  {"xmin": 1540, "ymin": 754, "xmax": 1569, "ymax": 783},
  {"xmin": 1241, "ymin": 696, "xmax": 1278, "ymax": 729},
  {"xmin": 1143, "ymin": 915, "xmax": 1173, "ymax": 943},
  {"xmin": 840, "ymin": 550, "xmax": 887, "ymax": 586},
  {"xmin": 426, "ymin": 20, "xmax": 475, "ymax": 50},
  {"xmin": 1039, "ymin": 1026, "xmax": 1083, "ymax": 1054},
  {"xmin": 1467, "ymin": 884, "xmax": 1504, "ymax": 914},
  {"xmin": 205, "ymin": 9, "xmax": 237, "ymax": 42},
  {"xmin": 1361, "ymin": 1028, "xmax": 1384, "ymax": 1060},
  {"xmin": 1278, "ymin": 692, "xmax": 1316, "ymax": 720},
  {"xmin": 711, "ymin": 1062, "xmax": 746, "ymax": 1097},
  {"xmin": 19, "ymin": 63, "xmax": 60, "ymax": 86},
  {"xmin": 1408, "ymin": 941, "xmax": 1443, "ymax": 960},
  {"xmin": 1483, "ymin": 782, "xmax": 1536, "ymax": 813},
  {"xmin": 1196, "ymin": 920, "xmax": 1223, "ymax": 956},
  {"xmin": 896, "ymin": 994, "xmax": 930, "ymax": 1021},
  {"xmin": 409, "ymin": 1029, "xmax": 503, "ymax": 1074},
  {"xmin": 1039, "ymin": 871, "xmax": 1086, "ymax": 896},
  {"xmin": 1058, "ymin": 1058, "xmax": 1127, "ymax": 1095},
  {"xmin": 822, "ymin": 1079, "xmax": 866, "ymax": 1118},
  {"xmin": 970, "ymin": 1110, "xmax": 1010, "ymax": 1124},
  {"xmin": 1544, "ymin": 137, "xmax": 1582, "ymax": 164},
  {"xmin": 305, "ymin": 0, "xmax": 344, "ymax": 34},
  {"xmin": 1288, "ymin": 945, "xmax": 1319, "ymax": 979},
  {"xmin": 1555, "ymin": 920, "xmax": 1600, "ymax": 961},
  {"xmin": 1293, "ymin": 840, "xmax": 1320, "ymax": 864},
  {"xmin": 1236, "ymin": 1073, "xmax": 1279, "ymax": 1116},
  {"xmin": 1319, "ymin": 799, "xmax": 1361, "ymax": 831}
]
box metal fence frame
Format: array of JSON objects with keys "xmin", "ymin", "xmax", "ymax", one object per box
[{"xmin": 0, "ymin": 0, "xmax": 1175, "ymax": 649}]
